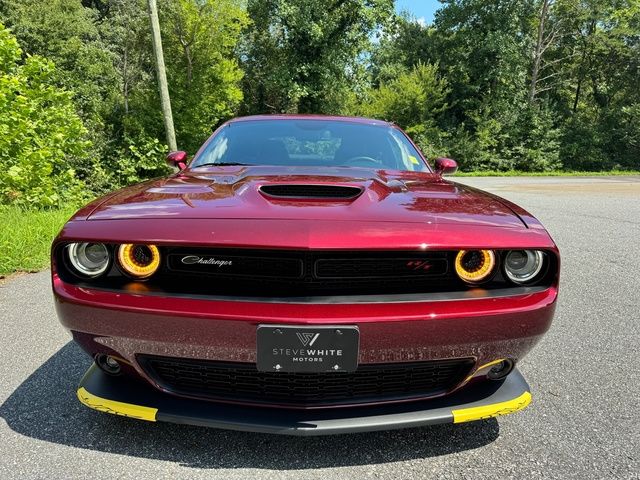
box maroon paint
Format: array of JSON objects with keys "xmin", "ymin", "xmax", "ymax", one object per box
[
  {"xmin": 166, "ymin": 151, "xmax": 188, "ymax": 170},
  {"xmin": 54, "ymin": 274, "xmax": 556, "ymax": 408},
  {"xmin": 434, "ymin": 158, "xmax": 458, "ymax": 175},
  {"xmin": 52, "ymin": 115, "xmax": 560, "ymax": 409}
]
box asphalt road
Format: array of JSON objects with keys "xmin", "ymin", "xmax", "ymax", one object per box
[{"xmin": 1, "ymin": 176, "xmax": 639, "ymax": 479}]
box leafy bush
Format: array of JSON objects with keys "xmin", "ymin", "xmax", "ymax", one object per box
[
  {"xmin": 355, "ymin": 62, "xmax": 451, "ymax": 159},
  {"xmin": 0, "ymin": 23, "xmax": 89, "ymax": 208},
  {"xmin": 608, "ymin": 104, "xmax": 640, "ymax": 169},
  {"xmin": 363, "ymin": 63, "xmax": 449, "ymax": 133},
  {"xmin": 446, "ymin": 104, "xmax": 561, "ymax": 172},
  {"xmin": 114, "ymin": 135, "xmax": 171, "ymax": 186},
  {"xmin": 562, "ymin": 104, "xmax": 640, "ymax": 171},
  {"xmin": 354, "ymin": 63, "xmax": 562, "ymax": 172}
]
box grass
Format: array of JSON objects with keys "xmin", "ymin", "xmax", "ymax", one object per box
[
  {"xmin": 0, "ymin": 205, "xmax": 78, "ymax": 277},
  {"xmin": 456, "ymin": 170, "xmax": 640, "ymax": 177}
]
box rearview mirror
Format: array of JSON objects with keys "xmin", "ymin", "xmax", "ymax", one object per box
[
  {"xmin": 434, "ymin": 157, "xmax": 457, "ymax": 176},
  {"xmin": 166, "ymin": 151, "xmax": 188, "ymax": 170}
]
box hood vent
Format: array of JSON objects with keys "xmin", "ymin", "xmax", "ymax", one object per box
[{"xmin": 259, "ymin": 184, "xmax": 363, "ymax": 200}]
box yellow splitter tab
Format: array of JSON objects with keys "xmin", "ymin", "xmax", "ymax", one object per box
[
  {"xmin": 77, "ymin": 386, "xmax": 158, "ymax": 422},
  {"xmin": 452, "ymin": 391, "xmax": 532, "ymax": 423},
  {"xmin": 75, "ymin": 363, "xmax": 533, "ymax": 435}
]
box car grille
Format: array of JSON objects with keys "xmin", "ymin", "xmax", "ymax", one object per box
[
  {"xmin": 139, "ymin": 356, "xmax": 475, "ymax": 407},
  {"xmin": 315, "ymin": 257, "xmax": 448, "ymax": 278},
  {"xmin": 163, "ymin": 248, "xmax": 456, "ymax": 297}
]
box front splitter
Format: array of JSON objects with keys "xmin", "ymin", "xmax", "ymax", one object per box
[{"xmin": 77, "ymin": 364, "xmax": 532, "ymax": 436}]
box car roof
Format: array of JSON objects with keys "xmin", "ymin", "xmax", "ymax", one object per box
[{"xmin": 227, "ymin": 114, "xmax": 393, "ymax": 127}]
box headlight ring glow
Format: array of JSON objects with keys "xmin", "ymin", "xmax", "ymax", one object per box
[
  {"xmin": 117, "ymin": 244, "xmax": 160, "ymax": 278},
  {"xmin": 455, "ymin": 249, "xmax": 496, "ymax": 284},
  {"xmin": 67, "ymin": 242, "xmax": 110, "ymax": 277},
  {"xmin": 504, "ymin": 250, "xmax": 544, "ymax": 284}
]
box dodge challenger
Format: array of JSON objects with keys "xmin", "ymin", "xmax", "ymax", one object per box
[{"xmin": 52, "ymin": 115, "xmax": 559, "ymax": 435}]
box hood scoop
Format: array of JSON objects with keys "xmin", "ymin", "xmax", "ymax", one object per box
[{"xmin": 259, "ymin": 184, "xmax": 364, "ymax": 200}]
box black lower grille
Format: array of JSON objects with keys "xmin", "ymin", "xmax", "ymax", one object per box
[{"xmin": 139, "ymin": 356, "xmax": 474, "ymax": 407}]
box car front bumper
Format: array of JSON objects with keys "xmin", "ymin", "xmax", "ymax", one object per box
[
  {"xmin": 54, "ymin": 275, "xmax": 557, "ymax": 374},
  {"xmin": 55, "ymin": 274, "xmax": 555, "ymax": 425},
  {"xmin": 78, "ymin": 364, "xmax": 532, "ymax": 435}
]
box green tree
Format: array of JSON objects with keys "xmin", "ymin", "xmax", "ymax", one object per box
[
  {"xmin": 554, "ymin": 0, "xmax": 640, "ymax": 169},
  {"xmin": 0, "ymin": 0, "xmax": 119, "ymax": 125},
  {"xmin": 367, "ymin": 3, "xmax": 564, "ymax": 171},
  {"xmin": 90, "ymin": 0, "xmax": 168, "ymax": 188},
  {"xmin": 241, "ymin": 0, "xmax": 395, "ymax": 114},
  {"xmin": 2, "ymin": 0, "xmax": 251, "ymax": 187},
  {"xmin": 123, "ymin": 0, "xmax": 249, "ymax": 155},
  {"xmin": 356, "ymin": 63, "xmax": 450, "ymax": 158},
  {"xmin": 159, "ymin": 0, "xmax": 249, "ymax": 153},
  {"xmin": 0, "ymin": 0, "xmax": 122, "ymax": 189},
  {"xmin": 370, "ymin": 14, "xmax": 438, "ymax": 86},
  {"xmin": 0, "ymin": 23, "xmax": 89, "ymax": 208}
]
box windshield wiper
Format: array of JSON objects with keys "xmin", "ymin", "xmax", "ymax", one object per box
[{"xmin": 193, "ymin": 162, "xmax": 254, "ymax": 168}]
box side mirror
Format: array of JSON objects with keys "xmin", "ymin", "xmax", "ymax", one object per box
[
  {"xmin": 166, "ymin": 151, "xmax": 188, "ymax": 170},
  {"xmin": 434, "ymin": 157, "xmax": 457, "ymax": 176}
]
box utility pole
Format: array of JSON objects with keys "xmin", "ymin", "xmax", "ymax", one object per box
[{"xmin": 147, "ymin": 0, "xmax": 177, "ymax": 151}]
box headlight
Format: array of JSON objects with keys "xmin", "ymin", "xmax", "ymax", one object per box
[
  {"xmin": 455, "ymin": 249, "xmax": 496, "ymax": 284},
  {"xmin": 67, "ymin": 242, "xmax": 110, "ymax": 277},
  {"xmin": 117, "ymin": 244, "xmax": 160, "ymax": 278},
  {"xmin": 504, "ymin": 250, "xmax": 544, "ymax": 284}
]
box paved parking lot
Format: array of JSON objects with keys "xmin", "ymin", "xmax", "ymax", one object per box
[{"xmin": 1, "ymin": 176, "xmax": 638, "ymax": 479}]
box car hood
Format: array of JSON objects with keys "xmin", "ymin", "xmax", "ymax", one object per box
[{"xmin": 86, "ymin": 166, "xmax": 525, "ymax": 228}]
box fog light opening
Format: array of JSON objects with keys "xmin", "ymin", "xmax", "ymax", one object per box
[
  {"xmin": 487, "ymin": 359, "xmax": 514, "ymax": 380},
  {"xmin": 95, "ymin": 354, "xmax": 122, "ymax": 375}
]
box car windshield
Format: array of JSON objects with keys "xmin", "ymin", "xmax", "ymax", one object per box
[{"xmin": 191, "ymin": 119, "xmax": 429, "ymax": 172}]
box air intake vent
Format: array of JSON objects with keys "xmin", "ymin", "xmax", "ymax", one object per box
[
  {"xmin": 259, "ymin": 184, "xmax": 363, "ymax": 199},
  {"xmin": 139, "ymin": 356, "xmax": 475, "ymax": 407}
]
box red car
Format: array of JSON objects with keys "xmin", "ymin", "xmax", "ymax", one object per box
[{"xmin": 52, "ymin": 115, "xmax": 559, "ymax": 435}]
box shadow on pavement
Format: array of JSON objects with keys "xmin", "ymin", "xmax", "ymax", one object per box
[{"xmin": 0, "ymin": 342, "xmax": 499, "ymax": 469}]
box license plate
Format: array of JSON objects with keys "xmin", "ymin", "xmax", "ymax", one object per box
[{"xmin": 256, "ymin": 325, "xmax": 359, "ymax": 373}]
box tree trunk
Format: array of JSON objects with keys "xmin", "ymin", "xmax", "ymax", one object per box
[
  {"xmin": 529, "ymin": 0, "xmax": 550, "ymax": 103},
  {"xmin": 572, "ymin": 19, "xmax": 596, "ymax": 114},
  {"xmin": 123, "ymin": 45, "xmax": 129, "ymax": 115},
  {"xmin": 181, "ymin": 41, "xmax": 193, "ymax": 87},
  {"xmin": 572, "ymin": 78, "xmax": 582, "ymax": 113}
]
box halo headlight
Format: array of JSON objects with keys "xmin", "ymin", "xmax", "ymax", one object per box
[
  {"xmin": 117, "ymin": 244, "xmax": 160, "ymax": 278},
  {"xmin": 504, "ymin": 250, "xmax": 544, "ymax": 284},
  {"xmin": 67, "ymin": 242, "xmax": 110, "ymax": 278},
  {"xmin": 455, "ymin": 249, "xmax": 496, "ymax": 284}
]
